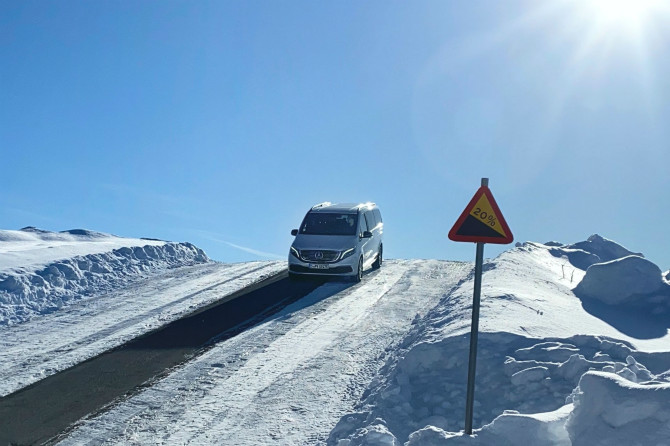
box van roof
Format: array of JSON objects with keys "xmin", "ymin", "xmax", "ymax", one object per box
[{"xmin": 309, "ymin": 202, "xmax": 377, "ymax": 213}]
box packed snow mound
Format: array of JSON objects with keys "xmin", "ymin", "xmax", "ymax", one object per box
[
  {"xmin": 327, "ymin": 332, "xmax": 670, "ymax": 445},
  {"xmin": 565, "ymin": 234, "xmax": 642, "ymax": 264},
  {"xmin": 548, "ymin": 246, "xmax": 601, "ymax": 270},
  {"xmin": 328, "ymin": 236, "xmax": 670, "ymax": 446},
  {"xmin": 574, "ymin": 256, "xmax": 670, "ymax": 313},
  {"xmin": 0, "ymin": 228, "xmax": 209, "ymax": 326},
  {"xmin": 567, "ymin": 371, "xmax": 670, "ymax": 445},
  {"xmin": 0, "ymin": 227, "xmax": 172, "ymax": 274},
  {"xmin": 334, "ymin": 419, "xmax": 401, "ymax": 446},
  {"xmin": 59, "ymin": 228, "xmax": 115, "ymax": 238},
  {"xmin": 405, "ymin": 366, "xmax": 670, "ymax": 446},
  {"xmin": 406, "ymin": 404, "xmax": 573, "ymax": 446},
  {"xmin": 547, "ymin": 234, "xmax": 642, "ymax": 270},
  {"xmin": 2, "ymin": 227, "xmax": 109, "ymax": 242},
  {"xmin": 543, "ymin": 241, "xmax": 564, "ymax": 247}
]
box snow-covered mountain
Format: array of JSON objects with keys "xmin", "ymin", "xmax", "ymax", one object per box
[{"xmin": 1, "ymin": 229, "xmax": 669, "ymax": 445}]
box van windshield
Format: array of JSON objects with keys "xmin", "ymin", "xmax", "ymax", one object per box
[{"xmin": 299, "ymin": 213, "xmax": 358, "ymax": 236}]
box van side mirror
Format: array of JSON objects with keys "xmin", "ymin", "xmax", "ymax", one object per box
[
  {"xmin": 362, "ymin": 231, "xmax": 372, "ymax": 238},
  {"xmin": 291, "ymin": 229, "xmax": 298, "ymax": 236}
]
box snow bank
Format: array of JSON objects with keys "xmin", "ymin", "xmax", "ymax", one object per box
[
  {"xmin": 574, "ymin": 255, "xmax": 670, "ymax": 308},
  {"xmin": 328, "ymin": 235, "xmax": 670, "ymax": 446},
  {"xmin": 548, "ymin": 246, "xmax": 600, "ymax": 270},
  {"xmin": 405, "ymin": 405, "xmax": 573, "ymax": 446},
  {"xmin": 545, "ymin": 234, "xmax": 643, "ymax": 271},
  {"xmin": 0, "ymin": 227, "xmax": 168, "ymax": 273},
  {"xmin": 327, "ymin": 331, "xmax": 670, "ymax": 445},
  {"xmin": 0, "ymin": 227, "xmax": 109, "ymax": 242},
  {"xmin": 546, "ymin": 234, "xmax": 670, "ymax": 323},
  {"xmin": 567, "ymin": 371, "xmax": 670, "ymax": 445},
  {"xmin": 565, "ymin": 234, "xmax": 643, "ymax": 264},
  {"xmin": 402, "ymin": 367, "xmax": 670, "ymax": 446},
  {"xmin": 334, "ymin": 419, "xmax": 400, "ymax": 446},
  {"xmin": 0, "ymin": 228, "xmax": 209, "ymax": 326}
]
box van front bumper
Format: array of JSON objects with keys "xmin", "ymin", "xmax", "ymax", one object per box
[
  {"xmin": 289, "ymin": 264, "xmax": 354, "ymax": 275},
  {"xmin": 288, "ymin": 252, "xmax": 359, "ymax": 277}
]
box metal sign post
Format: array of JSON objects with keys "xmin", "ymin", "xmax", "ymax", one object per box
[
  {"xmin": 464, "ymin": 240, "xmax": 484, "ymax": 434},
  {"xmin": 448, "ymin": 177, "xmax": 513, "ymax": 435}
]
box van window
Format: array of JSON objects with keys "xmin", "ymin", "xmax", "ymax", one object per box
[
  {"xmin": 363, "ymin": 212, "xmax": 372, "ymax": 231},
  {"xmin": 373, "ymin": 209, "xmax": 382, "ymax": 224},
  {"xmin": 364, "ymin": 211, "xmax": 376, "ymax": 230},
  {"xmin": 300, "ymin": 213, "xmax": 358, "ymax": 236}
]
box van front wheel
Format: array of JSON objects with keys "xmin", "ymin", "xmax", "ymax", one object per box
[
  {"xmin": 353, "ymin": 257, "xmax": 363, "ymax": 283},
  {"xmin": 372, "ymin": 245, "xmax": 383, "ymax": 270}
]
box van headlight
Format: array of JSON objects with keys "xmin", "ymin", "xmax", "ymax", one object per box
[
  {"xmin": 290, "ymin": 246, "xmax": 301, "ymax": 259},
  {"xmin": 340, "ymin": 247, "xmax": 356, "ymax": 260}
]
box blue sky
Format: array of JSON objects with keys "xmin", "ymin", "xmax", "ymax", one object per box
[{"xmin": 2, "ymin": 0, "xmax": 669, "ymax": 269}]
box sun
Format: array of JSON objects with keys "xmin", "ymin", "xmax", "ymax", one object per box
[
  {"xmin": 586, "ymin": 0, "xmax": 666, "ymax": 29},
  {"xmin": 559, "ymin": 0, "xmax": 670, "ymax": 69}
]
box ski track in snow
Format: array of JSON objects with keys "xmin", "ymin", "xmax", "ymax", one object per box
[
  {"xmin": 58, "ymin": 260, "xmax": 472, "ymax": 445},
  {"xmin": 0, "ymin": 261, "xmax": 285, "ymax": 397}
]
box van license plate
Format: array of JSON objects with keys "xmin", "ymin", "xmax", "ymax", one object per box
[{"xmin": 309, "ymin": 264, "xmax": 329, "ymax": 270}]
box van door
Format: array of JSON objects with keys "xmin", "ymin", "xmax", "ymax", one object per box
[{"xmin": 362, "ymin": 211, "xmax": 375, "ymax": 266}]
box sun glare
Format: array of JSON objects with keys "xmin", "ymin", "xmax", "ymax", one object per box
[
  {"xmin": 588, "ymin": 0, "xmax": 665, "ymax": 27},
  {"xmin": 511, "ymin": 0, "xmax": 670, "ymax": 127},
  {"xmin": 563, "ymin": 0, "xmax": 670, "ymax": 69}
]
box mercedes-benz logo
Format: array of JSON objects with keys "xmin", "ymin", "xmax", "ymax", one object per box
[{"xmin": 315, "ymin": 251, "xmax": 324, "ymax": 260}]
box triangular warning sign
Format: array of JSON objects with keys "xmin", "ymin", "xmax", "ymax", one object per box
[{"xmin": 448, "ymin": 186, "xmax": 513, "ymax": 244}]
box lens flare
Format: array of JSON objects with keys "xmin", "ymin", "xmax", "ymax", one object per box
[{"xmin": 589, "ymin": 0, "xmax": 663, "ymax": 24}]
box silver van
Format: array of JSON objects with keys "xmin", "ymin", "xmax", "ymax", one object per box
[{"xmin": 288, "ymin": 202, "xmax": 383, "ymax": 282}]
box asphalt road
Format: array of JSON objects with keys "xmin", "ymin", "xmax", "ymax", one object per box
[{"xmin": 0, "ymin": 271, "xmax": 323, "ymax": 445}]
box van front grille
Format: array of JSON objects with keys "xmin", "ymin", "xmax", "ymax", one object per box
[{"xmin": 299, "ymin": 250, "xmax": 340, "ymax": 262}]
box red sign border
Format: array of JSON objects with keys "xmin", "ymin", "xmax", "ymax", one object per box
[{"xmin": 448, "ymin": 186, "xmax": 514, "ymax": 244}]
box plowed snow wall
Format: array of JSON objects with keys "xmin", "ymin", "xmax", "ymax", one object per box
[{"xmin": 0, "ymin": 243, "xmax": 209, "ymax": 326}]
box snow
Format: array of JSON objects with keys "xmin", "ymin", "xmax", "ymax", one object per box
[
  {"xmin": 0, "ymin": 227, "xmax": 167, "ymax": 273},
  {"xmin": 404, "ymin": 404, "xmax": 574, "ymax": 446},
  {"xmin": 2, "ymin": 230, "xmax": 669, "ymax": 445},
  {"xmin": 567, "ymin": 371, "xmax": 670, "ymax": 445},
  {"xmin": 57, "ymin": 260, "xmax": 472, "ymax": 445},
  {"xmin": 0, "ymin": 227, "xmax": 212, "ymax": 326},
  {"xmin": 565, "ymin": 234, "xmax": 643, "ymax": 263},
  {"xmin": 328, "ymin": 329, "xmax": 670, "ymax": 445},
  {"xmin": 328, "ymin": 238, "xmax": 670, "ymax": 445},
  {"xmin": 0, "ymin": 261, "xmax": 286, "ymax": 397},
  {"xmin": 574, "ymin": 255, "xmax": 669, "ymax": 307},
  {"xmin": 0, "ymin": 228, "xmax": 285, "ymax": 395}
]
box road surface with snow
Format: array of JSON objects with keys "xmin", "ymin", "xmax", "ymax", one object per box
[
  {"xmin": 57, "ymin": 260, "xmax": 472, "ymax": 445},
  {"xmin": 0, "ymin": 261, "xmax": 286, "ymax": 397},
  {"xmin": 2, "ymin": 229, "xmax": 669, "ymax": 446}
]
